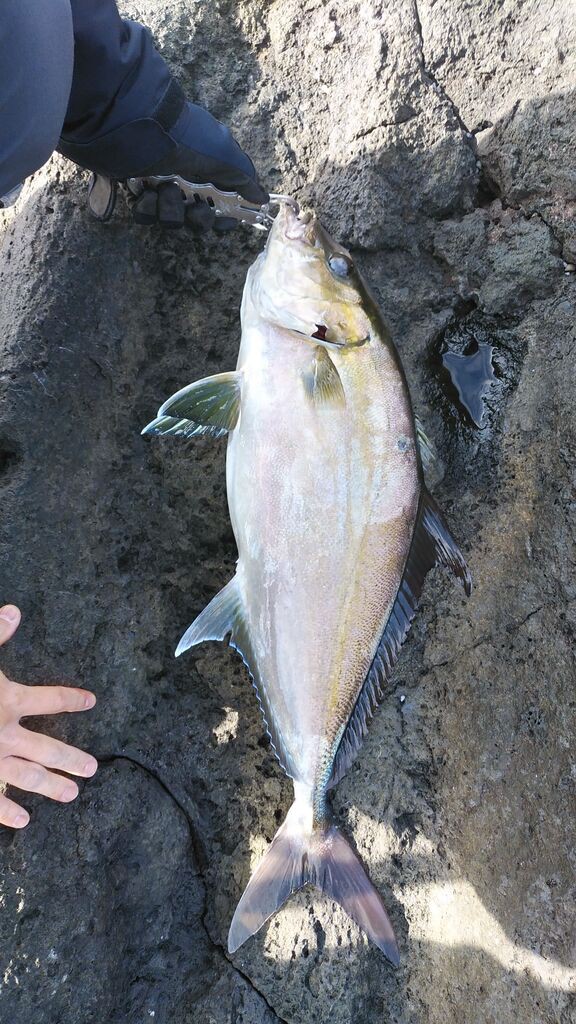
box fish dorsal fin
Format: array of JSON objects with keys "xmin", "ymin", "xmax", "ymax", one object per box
[
  {"xmin": 301, "ymin": 346, "xmax": 345, "ymax": 406},
  {"xmin": 415, "ymin": 415, "xmax": 444, "ymax": 486},
  {"xmin": 176, "ymin": 576, "xmax": 296, "ymax": 779},
  {"xmin": 142, "ymin": 371, "xmax": 242, "ymax": 438},
  {"xmin": 329, "ymin": 489, "xmax": 471, "ymax": 787}
]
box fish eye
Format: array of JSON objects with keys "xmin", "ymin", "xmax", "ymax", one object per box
[{"xmin": 328, "ymin": 254, "xmax": 351, "ymax": 277}]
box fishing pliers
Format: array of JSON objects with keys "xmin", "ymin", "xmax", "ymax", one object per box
[{"xmin": 87, "ymin": 172, "xmax": 298, "ymax": 232}]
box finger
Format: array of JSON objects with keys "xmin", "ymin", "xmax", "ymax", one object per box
[
  {"xmin": 185, "ymin": 200, "xmax": 216, "ymax": 233},
  {"xmin": 234, "ymin": 173, "xmax": 269, "ymax": 205},
  {"xmin": 0, "ymin": 756, "xmax": 78, "ymax": 802},
  {"xmin": 87, "ymin": 173, "xmax": 117, "ymax": 222},
  {"xmin": 12, "ymin": 726, "xmax": 98, "ymax": 778},
  {"xmin": 0, "ymin": 605, "xmax": 21, "ymax": 647},
  {"xmin": 213, "ymin": 215, "xmax": 239, "ymax": 234},
  {"xmin": 131, "ymin": 186, "xmax": 159, "ymax": 225},
  {"xmin": 157, "ymin": 181, "xmax": 185, "ymax": 228},
  {"xmin": 14, "ymin": 682, "xmax": 96, "ymax": 717},
  {"xmin": 202, "ymin": 155, "xmax": 269, "ymax": 205},
  {"xmin": 0, "ymin": 791, "xmax": 29, "ymax": 829}
]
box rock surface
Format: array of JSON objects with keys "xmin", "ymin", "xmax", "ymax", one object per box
[{"xmin": 0, "ymin": 2, "xmax": 574, "ymax": 1022}]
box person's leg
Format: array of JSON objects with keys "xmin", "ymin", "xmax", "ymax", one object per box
[
  {"xmin": 58, "ymin": 0, "xmax": 265, "ymax": 204},
  {"xmin": 0, "ymin": 0, "xmax": 264, "ymax": 220},
  {"xmin": 58, "ymin": 0, "xmax": 176, "ymax": 178},
  {"xmin": 0, "ymin": 0, "xmax": 74, "ymax": 199}
]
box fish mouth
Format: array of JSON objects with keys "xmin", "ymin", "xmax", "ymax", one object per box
[
  {"xmin": 295, "ymin": 324, "xmax": 370, "ymax": 349},
  {"xmin": 277, "ymin": 203, "xmax": 352, "ymax": 264},
  {"xmin": 273, "ymin": 201, "xmax": 318, "ymax": 245}
]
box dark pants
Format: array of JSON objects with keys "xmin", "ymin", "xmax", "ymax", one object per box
[{"xmin": 0, "ymin": 0, "xmax": 173, "ymax": 197}]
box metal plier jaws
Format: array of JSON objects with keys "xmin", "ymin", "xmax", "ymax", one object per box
[{"xmin": 126, "ymin": 175, "xmax": 299, "ymax": 231}]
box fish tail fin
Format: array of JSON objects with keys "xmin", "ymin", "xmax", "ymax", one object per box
[{"xmin": 227, "ymin": 797, "xmax": 400, "ymax": 965}]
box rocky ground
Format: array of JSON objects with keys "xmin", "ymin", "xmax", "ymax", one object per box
[{"xmin": 0, "ymin": 1, "xmax": 574, "ymax": 1022}]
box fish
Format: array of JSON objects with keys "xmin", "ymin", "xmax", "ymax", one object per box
[{"xmin": 143, "ymin": 202, "xmax": 472, "ymax": 965}]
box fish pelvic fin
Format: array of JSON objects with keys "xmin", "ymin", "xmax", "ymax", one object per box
[
  {"xmin": 301, "ymin": 346, "xmax": 345, "ymax": 406},
  {"xmin": 228, "ymin": 797, "xmax": 399, "ymax": 966},
  {"xmin": 330, "ymin": 487, "xmax": 471, "ymax": 787},
  {"xmin": 176, "ymin": 576, "xmax": 297, "ymax": 779},
  {"xmin": 142, "ymin": 370, "xmax": 242, "ymax": 438}
]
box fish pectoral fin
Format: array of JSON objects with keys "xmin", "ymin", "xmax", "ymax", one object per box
[
  {"xmin": 141, "ymin": 414, "xmax": 228, "ymax": 439},
  {"xmin": 330, "ymin": 488, "xmax": 471, "ymax": 787},
  {"xmin": 301, "ymin": 346, "xmax": 345, "ymax": 406},
  {"xmin": 415, "ymin": 415, "xmax": 444, "ymax": 486},
  {"xmin": 142, "ymin": 370, "xmax": 242, "ymax": 438}
]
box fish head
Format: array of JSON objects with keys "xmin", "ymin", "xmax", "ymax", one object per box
[{"xmin": 247, "ymin": 203, "xmax": 372, "ymax": 349}]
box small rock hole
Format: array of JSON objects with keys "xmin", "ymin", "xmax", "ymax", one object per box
[{"xmin": 0, "ymin": 439, "xmax": 21, "ymax": 477}]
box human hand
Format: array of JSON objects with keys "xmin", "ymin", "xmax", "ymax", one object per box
[
  {"xmin": 129, "ymin": 98, "xmax": 269, "ymax": 224},
  {"xmin": 85, "ymin": 93, "xmax": 268, "ymax": 230},
  {"xmin": 0, "ymin": 606, "xmax": 98, "ymax": 829}
]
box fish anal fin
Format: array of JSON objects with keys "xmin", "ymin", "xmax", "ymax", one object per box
[
  {"xmin": 329, "ymin": 489, "xmax": 471, "ymax": 786},
  {"xmin": 175, "ymin": 577, "xmax": 241, "ymax": 653},
  {"xmin": 176, "ymin": 576, "xmax": 296, "ymax": 779},
  {"xmin": 301, "ymin": 346, "xmax": 345, "ymax": 406}
]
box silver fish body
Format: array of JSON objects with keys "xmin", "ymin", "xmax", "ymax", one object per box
[
  {"xmin": 228, "ymin": 266, "xmax": 419, "ymax": 801},
  {"xmin": 144, "ymin": 204, "xmax": 471, "ymax": 963}
]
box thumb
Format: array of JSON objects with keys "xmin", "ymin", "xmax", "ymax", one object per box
[{"xmin": 0, "ymin": 606, "xmax": 21, "ymax": 647}]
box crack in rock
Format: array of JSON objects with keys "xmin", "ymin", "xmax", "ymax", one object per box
[
  {"xmin": 508, "ymin": 203, "xmax": 564, "ymax": 255},
  {"xmin": 95, "ymin": 753, "xmax": 287, "ymax": 1023},
  {"xmin": 409, "ymin": 16, "xmax": 568, "ymax": 260},
  {"xmin": 353, "ymin": 112, "xmax": 418, "ymax": 140},
  {"xmin": 412, "ymin": 0, "xmax": 476, "ymax": 147},
  {"xmin": 426, "ymin": 606, "xmax": 545, "ymax": 670}
]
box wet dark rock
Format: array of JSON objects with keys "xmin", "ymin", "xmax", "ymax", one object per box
[{"xmin": 425, "ymin": 311, "xmax": 528, "ymax": 493}]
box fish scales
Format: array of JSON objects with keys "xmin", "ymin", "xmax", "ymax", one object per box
[{"xmin": 143, "ymin": 202, "xmax": 471, "ymax": 964}]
